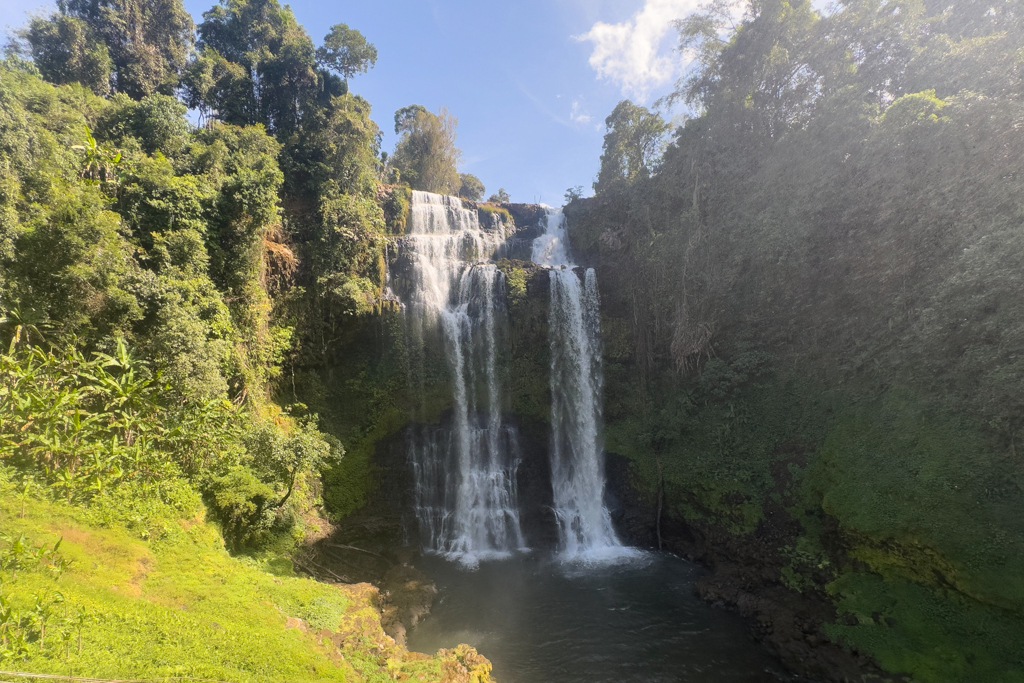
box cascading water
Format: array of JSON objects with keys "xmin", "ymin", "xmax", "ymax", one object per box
[
  {"xmin": 402, "ymin": 191, "xmax": 525, "ymax": 567},
  {"xmin": 532, "ymin": 208, "xmax": 625, "ymax": 559}
]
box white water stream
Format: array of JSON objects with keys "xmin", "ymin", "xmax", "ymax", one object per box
[
  {"xmin": 404, "ymin": 191, "xmax": 525, "ymax": 567},
  {"xmin": 532, "ymin": 208, "xmax": 628, "ymax": 560},
  {"xmin": 402, "ymin": 194, "xmax": 627, "ymax": 566}
]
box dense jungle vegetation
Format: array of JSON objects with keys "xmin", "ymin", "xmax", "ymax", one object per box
[
  {"xmin": 565, "ymin": 0, "xmax": 1024, "ymax": 681},
  {"xmin": 1, "ymin": 0, "xmax": 1023, "ymax": 680},
  {"xmin": 0, "ymin": 0, "xmax": 492, "ymax": 678}
]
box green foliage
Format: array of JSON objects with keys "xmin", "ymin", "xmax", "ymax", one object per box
[
  {"xmin": 24, "ymin": 14, "xmax": 112, "ymax": 96},
  {"xmin": 503, "ymin": 266, "xmax": 526, "ymax": 305},
  {"xmin": 28, "ymin": 0, "xmax": 194, "ymax": 99},
  {"xmin": 207, "ymin": 467, "xmax": 277, "ymax": 549},
  {"xmin": 606, "ymin": 357, "xmax": 823, "ymax": 533},
  {"xmin": 390, "ymin": 106, "xmax": 461, "ymax": 195},
  {"xmin": 95, "ymin": 93, "xmax": 190, "ymax": 155},
  {"xmin": 291, "ymin": 309, "xmax": 412, "ymax": 519},
  {"xmin": 826, "ymin": 572, "xmax": 1024, "ymax": 683},
  {"xmin": 486, "ymin": 188, "xmax": 509, "ymax": 203},
  {"xmin": 0, "ymin": 339, "xmax": 346, "ymax": 551},
  {"xmin": 0, "ymin": 530, "xmax": 77, "ymax": 665},
  {"xmin": 317, "ymin": 23, "xmax": 377, "ymax": 81},
  {"xmin": 578, "ymin": 9, "xmax": 1024, "ymax": 674},
  {"xmin": 246, "ymin": 414, "xmax": 342, "ymax": 509},
  {"xmin": 594, "ymin": 100, "xmax": 668, "ymax": 193},
  {"xmin": 381, "ymin": 184, "xmax": 410, "ymax": 235},
  {"xmin": 0, "ymin": 67, "xmax": 290, "ymax": 402},
  {"xmin": 186, "ymin": 0, "xmax": 321, "ymax": 134},
  {"xmin": 393, "ymin": 104, "xmax": 427, "ymax": 134},
  {"xmin": 13, "ymin": 1, "xmax": 394, "ymax": 532},
  {"xmin": 0, "ymin": 343, "xmax": 244, "ymax": 501},
  {"xmin": 458, "ymin": 173, "xmax": 485, "ymax": 201},
  {"xmin": 809, "ymin": 390, "xmax": 1024, "ymax": 615}
]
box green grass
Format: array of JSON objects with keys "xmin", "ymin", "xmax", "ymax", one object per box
[
  {"xmin": 826, "ymin": 572, "xmax": 1024, "ymax": 683},
  {"xmin": 0, "ymin": 472, "xmax": 484, "ymax": 682}
]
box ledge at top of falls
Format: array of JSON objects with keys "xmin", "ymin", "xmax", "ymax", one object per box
[{"xmin": 419, "ymin": 193, "xmax": 548, "ymax": 242}]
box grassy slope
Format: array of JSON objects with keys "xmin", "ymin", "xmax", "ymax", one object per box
[{"xmin": 0, "ymin": 475, "xmax": 487, "ymax": 683}]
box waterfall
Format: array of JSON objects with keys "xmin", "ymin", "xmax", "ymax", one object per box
[
  {"xmin": 532, "ymin": 208, "xmax": 625, "ymax": 559},
  {"xmin": 402, "ymin": 191, "xmax": 525, "ymax": 567}
]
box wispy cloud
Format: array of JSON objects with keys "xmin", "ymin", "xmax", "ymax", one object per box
[
  {"xmin": 570, "ymin": 100, "xmax": 592, "ymax": 126},
  {"xmin": 516, "ymin": 78, "xmax": 570, "ymax": 127},
  {"xmin": 576, "ymin": 0, "xmax": 700, "ymax": 101}
]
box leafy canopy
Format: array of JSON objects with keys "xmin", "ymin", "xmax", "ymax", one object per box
[{"xmin": 316, "ymin": 23, "xmax": 377, "ymax": 80}]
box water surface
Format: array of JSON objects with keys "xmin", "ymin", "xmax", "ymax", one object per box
[{"xmin": 408, "ymin": 552, "xmax": 791, "ymax": 683}]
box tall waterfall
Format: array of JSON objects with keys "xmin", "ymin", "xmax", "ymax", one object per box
[
  {"xmin": 532, "ymin": 208, "xmax": 624, "ymax": 559},
  {"xmin": 402, "ymin": 191, "xmax": 525, "ymax": 567}
]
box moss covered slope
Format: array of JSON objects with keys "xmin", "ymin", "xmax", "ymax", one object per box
[{"xmin": 0, "ymin": 474, "xmax": 490, "ymax": 683}]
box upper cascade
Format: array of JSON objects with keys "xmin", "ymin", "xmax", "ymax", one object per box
[
  {"xmin": 402, "ymin": 190, "xmax": 526, "ymax": 568},
  {"xmin": 532, "ymin": 207, "xmax": 628, "ymax": 561},
  {"xmin": 531, "ymin": 206, "xmax": 572, "ymax": 266}
]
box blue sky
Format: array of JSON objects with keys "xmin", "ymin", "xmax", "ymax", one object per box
[{"xmin": 2, "ymin": 0, "xmax": 827, "ymax": 205}]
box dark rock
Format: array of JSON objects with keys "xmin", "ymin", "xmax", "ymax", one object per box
[
  {"xmin": 379, "ymin": 563, "xmax": 438, "ymax": 646},
  {"xmin": 501, "ymin": 203, "xmax": 546, "ymax": 241}
]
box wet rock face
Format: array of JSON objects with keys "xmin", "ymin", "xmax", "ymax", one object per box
[
  {"xmin": 365, "ymin": 256, "xmax": 560, "ymax": 553},
  {"xmin": 379, "ymin": 563, "xmax": 439, "ymax": 646},
  {"xmin": 365, "ymin": 410, "xmax": 559, "ymax": 553},
  {"xmin": 509, "ymin": 415, "xmax": 558, "ymax": 550},
  {"xmin": 501, "ymin": 203, "xmax": 546, "ymax": 242}
]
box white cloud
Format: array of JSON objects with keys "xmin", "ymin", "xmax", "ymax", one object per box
[
  {"xmin": 576, "ymin": 0, "xmax": 701, "ymax": 101},
  {"xmin": 570, "ymin": 100, "xmax": 592, "ymax": 126}
]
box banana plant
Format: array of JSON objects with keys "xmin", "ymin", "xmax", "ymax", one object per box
[
  {"xmin": 0, "ymin": 307, "xmax": 52, "ymax": 354},
  {"xmin": 72, "ymin": 606, "xmax": 88, "ymax": 655},
  {"xmin": 30, "ymin": 591, "xmax": 64, "ymax": 647},
  {"xmin": 0, "ymin": 593, "xmax": 29, "ymax": 662},
  {"xmin": 70, "ymin": 125, "xmax": 122, "ymax": 184}
]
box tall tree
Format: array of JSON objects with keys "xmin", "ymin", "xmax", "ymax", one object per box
[
  {"xmin": 594, "ymin": 100, "xmax": 668, "ymax": 193},
  {"xmin": 185, "ymin": 0, "xmax": 321, "ymax": 134},
  {"xmin": 27, "ymin": 0, "xmax": 194, "ymax": 98},
  {"xmin": 390, "ymin": 106, "xmax": 461, "ymax": 195},
  {"xmin": 24, "ymin": 15, "xmax": 113, "ymax": 95},
  {"xmin": 316, "ymin": 23, "xmax": 377, "ymax": 81},
  {"xmin": 673, "ymin": 0, "xmax": 820, "ymax": 138}
]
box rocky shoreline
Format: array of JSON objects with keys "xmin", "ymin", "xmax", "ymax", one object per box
[{"xmin": 604, "ymin": 452, "xmax": 904, "ymax": 683}]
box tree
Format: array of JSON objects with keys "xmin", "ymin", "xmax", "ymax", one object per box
[
  {"xmin": 671, "ymin": 0, "xmax": 819, "ymax": 136},
  {"xmin": 185, "ymin": 0, "xmax": 320, "ymax": 134},
  {"xmin": 316, "ymin": 23, "xmax": 377, "ymax": 81},
  {"xmin": 458, "ymin": 173, "xmax": 485, "ymax": 201},
  {"xmin": 27, "ymin": 0, "xmax": 195, "ymax": 99},
  {"xmin": 390, "ymin": 105, "xmax": 461, "ymax": 195},
  {"xmin": 594, "ymin": 100, "xmax": 668, "ymax": 193},
  {"xmin": 487, "ymin": 188, "xmax": 509, "ymax": 203},
  {"xmin": 24, "ymin": 14, "xmax": 112, "ymax": 95},
  {"xmin": 393, "ymin": 104, "xmax": 427, "ymax": 134}
]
